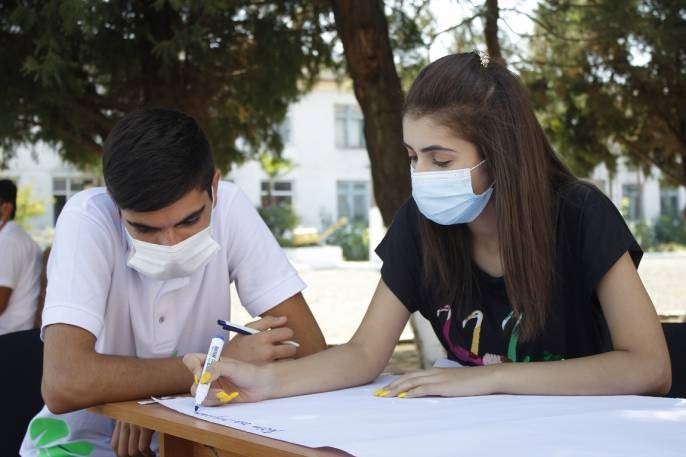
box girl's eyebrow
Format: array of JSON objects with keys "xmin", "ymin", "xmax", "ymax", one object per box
[
  {"xmin": 402, "ymin": 142, "xmax": 457, "ymax": 153},
  {"xmin": 420, "ymin": 144, "xmax": 457, "ymax": 153},
  {"xmin": 402, "ymin": 141, "xmax": 416, "ymax": 153}
]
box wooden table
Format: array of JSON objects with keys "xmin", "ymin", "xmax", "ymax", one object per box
[{"xmin": 91, "ymin": 400, "xmax": 349, "ymax": 457}]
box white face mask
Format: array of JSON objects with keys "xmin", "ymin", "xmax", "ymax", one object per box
[
  {"xmin": 125, "ymin": 193, "xmax": 220, "ymax": 280},
  {"xmin": 411, "ymin": 160, "xmax": 494, "ymax": 225}
]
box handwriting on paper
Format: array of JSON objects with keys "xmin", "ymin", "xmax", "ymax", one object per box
[{"xmin": 196, "ymin": 410, "xmax": 283, "ymax": 434}]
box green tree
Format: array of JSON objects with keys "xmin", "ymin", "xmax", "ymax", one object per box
[
  {"xmin": 331, "ymin": 0, "xmax": 513, "ymax": 224},
  {"xmin": 330, "ymin": 0, "xmax": 411, "ymax": 225},
  {"xmin": 257, "ymin": 149, "xmax": 297, "ymax": 245},
  {"xmin": 0, "ymin": 0, "xmax": 333, "ymax": 171},
  {"xmin": 522, "ymin": 0, "xmax": 686, "ymax": 184},
  {"xmin": 15, "ymin": 185, "xmax": 50, "ymax": 230},
  {"xmin": 258, "ymin": 151, "xmax": 294, "ymax": 207}
]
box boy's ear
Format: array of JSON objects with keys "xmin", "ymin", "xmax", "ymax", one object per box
[
  {"xmin": 105, "ymin": 189, "xmax": 122, "ymax": 216},
  {"xmin": 211, "ymin": 170, "xmax": 221, "ymax": 207},
  {"xmin": 0, "ymin": 201, "xmax": 11, "ymax": 220}
]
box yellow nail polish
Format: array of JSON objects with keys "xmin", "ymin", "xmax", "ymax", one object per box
[
  {"xmin": 193, "ymin": 374, "xmax": 199, "ymax": 384},
  {"xmin": 398, "ymin": 392, "xmax": 408, "ymax": 398},
  {"xmin": 374, "ymin": 389, "xmax": 390, "ymax": 397},
  {"xmin": 199, "ymin": 372, "xmax": 212, "ymax": 384},
  {"xmin": 216, "ymin": 391, "xmax": 239, "ymax": 403}
]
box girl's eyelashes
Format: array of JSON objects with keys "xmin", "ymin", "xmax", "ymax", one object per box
[
  {"xmin": 432, "ymin": 159, "xmax": 451, "ymax": 168},
  {"xmin": 409, "ymin": 154, "xmax": 451, "ymax": 168}
]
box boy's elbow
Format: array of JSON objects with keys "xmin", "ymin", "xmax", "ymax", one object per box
[
  {"xmin": 42, "ymin": 372, "xmax": 87, "ymax": 414},
  {"xmin": 42, "ymin": 381, "xmax": 70, "ymax": 414}
]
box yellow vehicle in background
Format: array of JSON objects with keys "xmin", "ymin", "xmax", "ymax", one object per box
[{"xmin": 291, "ymin": 217, "xmax": 348, "ymax": 247}]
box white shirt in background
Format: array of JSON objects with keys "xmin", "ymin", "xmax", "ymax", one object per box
[
  {"xmin": 20, "ymin": 181, "xmax": 306, "ymax": 457},
  {"xmin": 0, "ymin": 220, "xmax": 42, "ymax": 335}
]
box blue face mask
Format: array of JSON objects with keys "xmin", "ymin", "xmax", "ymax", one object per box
[{"xmin": 411, "ymin": 160, "xmax": 494, "ymax": 225}]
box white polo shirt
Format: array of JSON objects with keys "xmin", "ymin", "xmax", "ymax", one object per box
[
  {"xmin": 0, "ymin": 221, "xmax": 42, "ymax": 335},
  {"xmin": 21, "ymin": 182, "xmax": 305, "ymax": 456}
]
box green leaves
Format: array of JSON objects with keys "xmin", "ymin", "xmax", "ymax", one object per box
[
  {"xmin": 1, "ymin": 0, "xmax": 334, "ymax": 172},
  {"xmin": 30, "ymin": 418, "xmax": 68, "ymax": 447},
  {"xmin": 38, "ymin": 441, "xmax": 95, "ymax": 457},
  {"xmin": 29, "ymin": 417, "xmax": 95, "ymax": 456},
  {"xmin": 523, "ymin": 0, "xmax": 686, "ymax": 185}
]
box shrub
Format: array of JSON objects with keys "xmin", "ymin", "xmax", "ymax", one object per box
[
  {"xmin": 628, "ymin": 215, "xmax": 686, "ymax": 252},
  {"xmin": 327, "ymin": 221, "xmax": 369, "ymax": 261},
  {"xmin": 257, "ymin": 204, "xmax": 298, "ymax": 246},
  {"xmin": 653, "ymin": 215, "xmax": 686, "ymax": 246},
  {"xmin": 628, "ymin": 219, "xmax": 654, "ymax": 249}
]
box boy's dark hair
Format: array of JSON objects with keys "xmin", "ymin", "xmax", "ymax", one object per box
[
  {"xmin": 0, "ymin": 179, "xmax": 17, "ymax": 219},
  {"xmin": 103, "ymin": 108, "xmax": 215, "ymax": 212}
]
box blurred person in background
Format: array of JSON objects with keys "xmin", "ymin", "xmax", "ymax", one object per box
[{"xmin": 0, "ymin": 178, "xmax": 42, "ymax": 335}]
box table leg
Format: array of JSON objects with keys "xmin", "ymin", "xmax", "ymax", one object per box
[
  {"xmin": 159, "ymin": 433, "xmax": 194, "ymax": 457},
  {"xmin": 159, "ymin": 432, "xmax": 250, "ymax": 457}
]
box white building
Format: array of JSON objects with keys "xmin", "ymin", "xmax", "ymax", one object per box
[
  {"xmin": 590, "ymin": 162, "xmax": 686, "ymax": 223},
  {"xmin": 229, "ymin": 77, "xmax": 373, "ymax": 232},
  {"xmin": 2, "ymin": 78, "xmax": 374, "ymax": 241},
  {"xmin": 1, "ymin": 142, "xmax": 98, "ymax": 243},
  {"xmin": 2, "ymin": 78, "xmax": 685, "ymax": 244}
]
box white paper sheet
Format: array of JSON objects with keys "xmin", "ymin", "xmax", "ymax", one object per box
[{"xmin": 156, "ymin": 375, "xmax": 686, "ymax": 457}]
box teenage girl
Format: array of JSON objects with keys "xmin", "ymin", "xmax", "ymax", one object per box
[{"xmin": 185, "ymin": 52, "xmax": 671, "ymax": 403}]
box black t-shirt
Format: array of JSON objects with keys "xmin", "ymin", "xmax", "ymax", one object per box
[{"xmin": 375, "ymin": 182, "xmax": 642, "ymax": 365}]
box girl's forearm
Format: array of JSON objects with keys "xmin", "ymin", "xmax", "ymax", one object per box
[
  {"xmin": 489, "ymin": 349, "xmax": 671, "ymax": 396},
  {"xmin": 266, "ymin": 340, "xmax": 390, "ymax": 399}
]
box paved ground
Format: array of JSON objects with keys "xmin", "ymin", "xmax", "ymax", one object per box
[
  {"xmin": 230, "ymin": 264, "xmax": 397, "ymax": 346},
  {"xmin": 231, "ymin": 253, "xmax": 686, "ymax": 373},
  {"xmin": 636, "ymin": 253, "xmax": 686, "ymax": 320}
]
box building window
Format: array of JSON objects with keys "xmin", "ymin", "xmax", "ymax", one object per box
[
  {"xmin": 622, "ymin": 184, "xmax": 642, "ymax": 221},
  {"xmin": 334, "ymin": 105, "xmax": 365, "ymax": 149},
  {"xmin": 53, "ymin": 177, "xmax": 94, "ymax": 224},
  {"xmin": 660, "ymin": 187, "xmax": 680, "ymax": 218},
  {"xmin": 337, "ymin": 181, "xmax": 369, "ymax": 223},
  {"xmin": 260, "ymin": 181, "xmax": 293, "ymax": 207}
]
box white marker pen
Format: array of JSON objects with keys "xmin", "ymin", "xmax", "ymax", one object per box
[{"xmin": 194, "ymin": 335, "xmax": 225, "ymax": 412}]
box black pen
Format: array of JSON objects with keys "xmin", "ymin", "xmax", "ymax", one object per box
[{"xmin": 217, "ymin": 319, "xmax": 300, "ymax": 347}]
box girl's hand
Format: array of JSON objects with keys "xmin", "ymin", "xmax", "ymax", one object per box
[
  {"xmin": 378, "ymin": 367, "xmax": 498, "ymax": 398},
  {"xmin": 182, "ymin": 354, "xmax": 275, "ymax": 406}
]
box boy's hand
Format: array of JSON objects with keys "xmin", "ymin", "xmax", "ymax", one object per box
[
  {"xmin": 111, "ymin": 421, "xmax": 153, "ymax": 457},
  {"xmin": 222, "ymin": 315, "xmax": 297, "ymax": 364}
]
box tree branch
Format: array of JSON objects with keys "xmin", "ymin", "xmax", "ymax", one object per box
[
  {"xmin": 499, "ymin": 7, "xmax": 597, "ymax": 42},
  {"xmin": 484, "ymin": 0, "xmax": 504, "ymax": 64},
  {"xmin": 427, "ymin": 12, "xmax": 481, "ymax": 47},
  {"xmin": 629, "ymin": 145, "xmax": 685, "ymax": 185}
]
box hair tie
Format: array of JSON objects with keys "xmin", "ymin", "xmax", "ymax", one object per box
[{"xmin": 479, "ymin": 51, "xmax": 490, "ymax": 68}]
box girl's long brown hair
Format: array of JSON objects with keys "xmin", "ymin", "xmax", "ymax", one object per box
[{"xmin": 405, "ymin": 52, "xmax": 576, "ymax": 341}]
